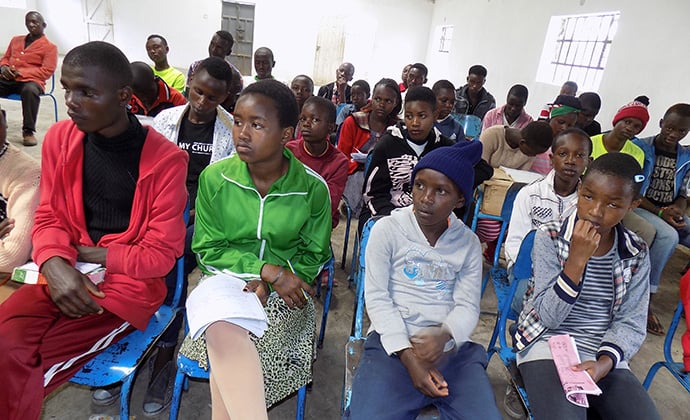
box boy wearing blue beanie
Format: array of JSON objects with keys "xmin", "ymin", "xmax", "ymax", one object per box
[{"xmin": 349, "ymin": 140, "xmax": 501, "ymax": 419}]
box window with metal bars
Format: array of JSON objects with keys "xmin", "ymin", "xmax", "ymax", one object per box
[{"xmin": 536, "ymin": 12, "xmax": 620, "ymax": 91}]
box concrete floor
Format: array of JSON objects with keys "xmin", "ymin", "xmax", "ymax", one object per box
[{"xmin": 2, "ymin": 77, "xmax": 689, "ymax": 419}]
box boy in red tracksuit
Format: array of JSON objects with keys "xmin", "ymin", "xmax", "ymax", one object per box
[{"xmin": 0, "ymin": 41, "xmax": 188, "ymax": 420}]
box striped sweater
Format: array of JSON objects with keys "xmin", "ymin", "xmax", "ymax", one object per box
[{"xmin": 514, "ymin": 214, "xmax": 650, "ymax": 368}]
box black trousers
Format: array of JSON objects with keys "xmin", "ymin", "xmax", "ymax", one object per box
[{"xmin": 0, "ymin": 79, "xmax": 43, "ymax": 133}]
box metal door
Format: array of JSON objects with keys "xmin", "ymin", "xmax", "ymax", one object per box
[
  {"xmin": 81, "ymin": 0, "xmax": 114, "ymax": 42},
  {"xmin": 313, "ymin": 16, "xmax": 345, "ymax": 86},
  {"xmin": 221, "ymin": 1, "xmax": 255, "ymax": 76}
]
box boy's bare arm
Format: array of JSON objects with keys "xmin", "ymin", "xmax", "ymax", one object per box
[
  {"xmin": 41, "ymin": 256, "xmax": 105, "ymax": 318},
  {"xmin": 639, "ymin": 196, "xmax": 686, "ymax": 229},
  {"xmin": 76, "ymin": 245, "xmax": 107, "ymax": 265},
  {"xmin": 662, "ymin": 197, "xmax": 687, "ymax": 229}
]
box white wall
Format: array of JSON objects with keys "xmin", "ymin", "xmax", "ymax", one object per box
[
  {"xmin": 35, "ymin": 0, "xmax": 433, "ymax": 89},
  {"xmin": 0, "ymin": 0, "xmax": 38, "ymax": 49},
  {"xmin": 426, "ymin": 0, "xmax": 690, "ymax": 139},
  {"xmin": 0, "ymin": 1, "xmax": 84, "ymax": 55},
  {"xmin": 7, "ymin": 0, "xmax": 688, "ymax": 142},
  {"xmin": 36, "ymin": 0, "xmax": 87, "ymax": 53}
]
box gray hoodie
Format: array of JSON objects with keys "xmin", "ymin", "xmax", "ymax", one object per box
[{"xmin": 364, "ymin": 206, "xmax": 482, "ymax": 355}]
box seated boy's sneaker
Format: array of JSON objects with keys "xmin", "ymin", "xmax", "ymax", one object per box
[
  {"xmin": 91, "ymin": 385, "xmax": 121, "ymax": 406},
  {"xmin": 142, "ymin": 360, "xmax": 174, "ymax": 417},
  {"xmin": 503, "ymin": 384, "xmax": 527, "ymax": 419},
  {"xmin": 22, "ymin": 133, "xmax": 38, "ymax": 146}
]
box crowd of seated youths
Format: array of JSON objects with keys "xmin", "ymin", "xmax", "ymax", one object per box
[{"xmin": 1, "ymin": 14, "xmax": 689, "ymax": 419}]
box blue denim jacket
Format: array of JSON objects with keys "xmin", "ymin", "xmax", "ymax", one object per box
[{"xmin": 633, "ymin": 135, "xmax": 690, "ymax": 199}]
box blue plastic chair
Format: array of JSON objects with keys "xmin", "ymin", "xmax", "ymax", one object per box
[
  {"xmin": 315, "ymin": 255, "xmax": 335, "ymax": 349},
  {"xmin": 342, "ymin": 217, "xmax": 376, "ymax": 416},
  {"xmin": 454, "ymin": 114, "xmax": 482, "ymax": 140},
  {"xmin": 170, "ymin": 351, "xmax": 307, "ymax": 420},
  {"xmin": 2, "ymin": 73, "xmax": 59, "ymax": 122},
  {"xmin": 643, "ymin": 301, "xmax": 690, "ymax": 393},
  {"xmin": 69, "ymin": 203, "xmax": 189, "ymax": 419},
  {"xmin": 341, "ymin": 218, "xmax": 440, "ymax": 419},
  {"xmin": 486, "ymin": 229, "xmax": 536, "ymax": 419},
  {"xmin": 168, "ymin": 258, "xmax": 334, "ymax": 419},
  {"xmin": 346, "ymin": 153, "xmax": 374, "ymax": 285},
  {"xmin": 340, "ymin": 196, "xmax": 353, "ymax": 270},
  {"xmin": 471, "ymin": 182, "xmax": 525, "ymax": 295}
]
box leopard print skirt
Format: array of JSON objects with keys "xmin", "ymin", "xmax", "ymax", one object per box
[{"xmin": 179, "ymin": 292, "xmax": 316, "ymax": 407}]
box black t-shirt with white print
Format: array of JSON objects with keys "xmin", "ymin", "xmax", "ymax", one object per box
[{"xmin": 178, "ymin": 115, "xmax": 215, "ymax": 207}]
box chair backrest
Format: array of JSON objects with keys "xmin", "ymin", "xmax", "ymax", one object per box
[
  {"xmin": 500, "ymin": 182, "xmax": 526, "ymax": 222},
  {"xmin": 512, "ymin": 230, "xmax": 536, "ymax": 284},
  {"xmin": 352, "ymin": 217, "xmax": 378, "ymax": 339},
  {"xmin": 456, "ymin": 114, "xmax": 482, "ymax": 139},
  {"xmin": 498, "ymin": 229, "xmax": 536, "ymax": 349},
  {"xmin": 169, "ymin": 201, "xmax": 191, "ymax": 309},
  {"xmin": 664, "ymin": 300, "xmax": 685, "ymax": 364},
  {"xmin": 45, "ymin": 73, "xmax": 56, "ymax": 95},
  {"xmin": 363, "ymin": 151, "xmax": 374, "ymax": 176}
]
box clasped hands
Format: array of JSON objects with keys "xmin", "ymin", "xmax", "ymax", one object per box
[
  {"xmin": 0, "ymin": 65, "xmax": 20, "ymax": 80},
  {"xmin": 399, "ymin": 326, "xmax": 454, "ymax": 398},
  {"xmin": 244, "ymin": 263, "xmax": 315, "ymax": 309}
]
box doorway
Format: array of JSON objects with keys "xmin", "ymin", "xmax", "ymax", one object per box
[{"xmin": 221, "ymin": 1, "xmax": 255, "ymax": 76}]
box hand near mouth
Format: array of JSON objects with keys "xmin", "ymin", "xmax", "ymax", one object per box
[
  {"xmin": 563, "ymin": 219, "xmax": 601, "ymax": 285},
  {"xmin": 571, "ymin": 219, "xmax": 601, "ymax": 257}
]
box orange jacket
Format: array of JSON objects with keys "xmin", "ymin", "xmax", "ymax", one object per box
[{"xmin": 0, "ymin": 35, "xmax": 57, "ymax": 90}]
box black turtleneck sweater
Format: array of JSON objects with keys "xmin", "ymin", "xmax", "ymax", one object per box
[{"xmin": 82, "ymin": 115, "xmax": 146, "ymax": 244}]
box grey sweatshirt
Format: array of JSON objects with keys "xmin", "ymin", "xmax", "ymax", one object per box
[{"xmin": 364, "ymin": 206, "xmax": 482, "ymax": 355}]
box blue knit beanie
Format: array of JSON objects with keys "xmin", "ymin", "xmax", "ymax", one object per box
[{"xmin": 411, "ymin": 140, "xmax": 482, "ymax": 201}]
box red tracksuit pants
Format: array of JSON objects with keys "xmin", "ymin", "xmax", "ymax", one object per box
[{"xmin": 0, "ymin": 285, "xmax": 134, "ymax": 420}]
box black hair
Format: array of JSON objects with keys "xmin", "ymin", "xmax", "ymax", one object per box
[
  {"xmin": 241, "ymin": 79, "xmax": 298, "ymax": 129},
  {"xmin": 196, "ymin": 56, "xmax": 234, "ymax": 88},
  {"xmin": 292, "ymin": 74, "xmax": 314, "ymax": 92},
  {"xmin": 25, "ymin": 11, "xmax": 44, "ymax": 22},
  {"xmin": 405, "ymin": 86, "xmax": 436, "ymax": 111},
  {"xmin": 507, "ymin": 84, "xmax": 529, "ymax": 101},
  {"xmin": 584, "ymin": 153, "xmax": 643, "ymax": 196},
  {"xmin": 562, "ymin": 81, "xmax": 578, "ymax": 92},
  {"xmin": 663, "ymin": 103, "xmax": 690, "ymax": 119},
  {"xmin": 146, "ymin": 34, "xmax": 168, "ymax": 46},
  {"xmin": 254, "ymin": 47, "xmax": 274, "ymax": 61},
  {"xmin": 340, "ymin": 62, "xmax": 355, "ymax": 75},
  {"xmin": 352, "ymin": 79, "xmax": 371, "ymax": 97},
  {"xmin": 432, "ymin": 79, "xmax": 455, "ymax": 94},
  {"xmin": 551, "ymin": 127, "xmax": 593, "ymax": 154},
  {"xmin": 304, "ymin": 96, "xmax": 337, "ymax": 124},
  {"xmin": 634, "ymin": 95, "xmax": 650, "ymax": 106},
  {"xmin": 468, "ymin": 64, "xmax": 487, "ymax": 78},
  {"xmin": 552, "ymin": 94, "xmax": 582, "ymax": 110},
  {"xmin": 521, "ymin": 121, "xmax": 553, "ymax": 151},
  {"xmin": 410, "ymin": 63, "xmax": 428, "ymax": 77},
  {"xmin": 215, "ymin": 30, "xmax": 234, "ymax": 50},
  {"xmin": 578, "ymin": 92, "xmax": 601, "ymax": 110},
  {"xmin": 373, "ymin": 78, "xmax": 403, "ymax": 118},
  {"xmin": 130, "ymin": 61, "xmax": 155, "ymax": 93},
  {"xmin": 63, "ymin": 41, "xmax": 133, "ymax": 88}
]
